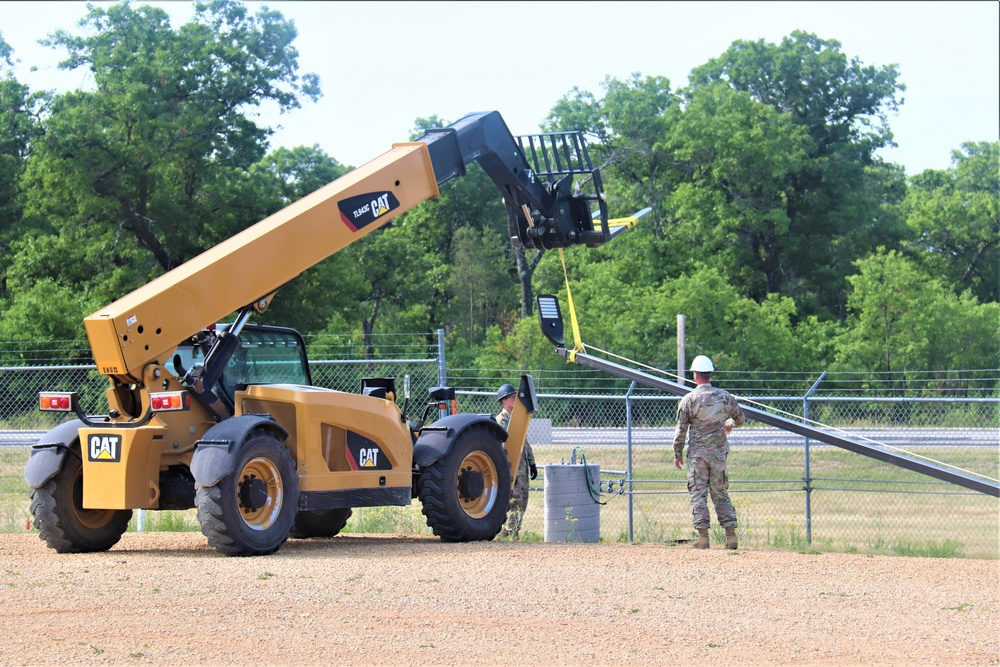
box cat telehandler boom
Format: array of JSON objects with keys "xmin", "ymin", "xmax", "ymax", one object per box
[{"xmin": 24, "ymin": 111, "xmax": 642, "ymax": 556}]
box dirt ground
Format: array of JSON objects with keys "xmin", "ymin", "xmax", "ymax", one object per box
[{"xmin": 0, "ymin": 532, "xmax": 997, "ymax": 667}]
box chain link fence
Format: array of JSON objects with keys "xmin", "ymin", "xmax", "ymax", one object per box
[
  {"xmin": 2, "ymin": 337, "xmax": 997, "ymax": 558},
  {"xmin": 459, "ymin": 392, "xmax": 1000, "ymax": 558}
]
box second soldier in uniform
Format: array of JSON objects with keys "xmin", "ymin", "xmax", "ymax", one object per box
[{"xmin": 495, "ymin": 383, "xmax": 537, "ymax": 539}]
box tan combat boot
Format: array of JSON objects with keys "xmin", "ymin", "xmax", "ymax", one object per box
[
  {"xmin": 725, "ymin": 526, "xmax": 738, "ymax": 550},
  {"xmin": 693, "ymin": 528, "xmax": 710, "ymax": 549}
]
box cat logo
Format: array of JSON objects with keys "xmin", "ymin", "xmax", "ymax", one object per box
[
  {"xmin": 371, "ymin": 192, "xmax": 392, "ymax": 218},
  {"xmin": 337, "ymin": 191, "xmax": 400, "ymax": 232},
  {"xmin": 88, "ymin": 434, "xmax": 122, "ymax": 462},
  {"xmin": 345, "ymin": 431, "xmax": 392, "ymax": 470},
  {"xmin": 359, "ymin": 448, "xmax": 379, "ymax": 467}
]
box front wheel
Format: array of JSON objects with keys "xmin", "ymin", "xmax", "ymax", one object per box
[
  {"xmin": 29, "ymin": 444, "xmax": 132, "ymax": 553},
  {"xmin": 195, "ymin": 432, "xmax": 299, "ymax": 556},
  {"xmin": 417, "ymin": 423, "xmax": 510, "ymax": 542}
]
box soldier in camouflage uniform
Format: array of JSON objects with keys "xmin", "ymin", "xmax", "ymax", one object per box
[
  {"xmin": 495, "ymin": 383, "xmax": 537, "ymax": 539},
  {"xmin": 672, "ymin": 356, "xmax": 745, "ymax": 549}
]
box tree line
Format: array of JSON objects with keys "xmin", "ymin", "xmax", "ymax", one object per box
[{"xmin": 0, "ymin": 0, "xmax": 997, "ymax": 391}]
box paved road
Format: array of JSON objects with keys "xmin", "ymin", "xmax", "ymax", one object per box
[
  {"xmin": 3, "ymin": 427, "xmax": 997, "ymax": 449},
  {"xmin": 1, "ymin": 431, "xmax": 46, "ymax": 447},
  {"xmin": 549, "ymin": 426, "xmax": 999, "ymax": 448}
]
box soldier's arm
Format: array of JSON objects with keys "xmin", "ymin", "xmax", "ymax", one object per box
[
  {"xmin": 672, "ymin": 401, "xmax": 690, "ymax": 459},
  {"xmin": 725, "ymin": 394, "xmax": 745, "ymax": 430}
]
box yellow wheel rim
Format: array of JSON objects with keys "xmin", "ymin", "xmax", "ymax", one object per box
[
  {"xmin": 456, "ymin": 450, "xmax": 500, "ymax": 519},
  {"xmin": 237, "ymin": 456, "xmax": 284, "ymax": 531}
]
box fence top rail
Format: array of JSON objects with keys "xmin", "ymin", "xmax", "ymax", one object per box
[
  {"xmin": 806, "ymin": 396, "xmax": 1000, "ymax": 404},
  {"xmin": 1, "ymin": 358, "xmax": 438, "ymax": 372},
  {"xmin": 458, "ymin": 390, "xmax": 999, "ymax": 404},
  {"xmin": 309, "ymin": 358, "xmax": 437, "ymax": 366},
  {"xmin": 0, "ymin": 364, "xmax": 98, "ymax": 372},
  {"xmin": 2, "ymin": 368, "xmax": 997, "ymax": 404}
]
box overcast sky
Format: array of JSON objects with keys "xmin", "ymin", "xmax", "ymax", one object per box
[{"xmin": 2, "ymin": 1, "xmax": 997, "ymax": 175}]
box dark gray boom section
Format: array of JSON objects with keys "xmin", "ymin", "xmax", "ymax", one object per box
[
  {"xmin": 535, "ymin": 295, "xmax": 998, "ymax": 498},
  {"xmin": 417, "ymin": 111, "xmax": 618, "ymax": 250}
]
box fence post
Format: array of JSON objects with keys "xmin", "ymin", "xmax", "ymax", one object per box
[
  {"xmin": 437, "ymin": 328, "xmax": 447, "ymax": 419},
  {"xmin": 625, "ymin": 381, "xmax": 637, "ymax": 543},
  {"xmin": 677, "ymin": 314, "xmax": 685, "ymax": 386},
  {"xmin": 802, "ymin": 370, "xmax": 827, "ymax": 545}
]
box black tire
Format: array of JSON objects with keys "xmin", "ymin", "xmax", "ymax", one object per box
[
  {"xmin": 195, "ymin": 431, "xmax": 299, "ymax": 556},
  {"xmin": 289, "ymin": 508, "xmax": 353, "ymax": 539},
  {"xmin": 29, "ymin": 444, "xmax": 132, "ymax": 553},
  {"xmin": 417, "ymin": 423, "xmax": 511, "ymax": 542}
]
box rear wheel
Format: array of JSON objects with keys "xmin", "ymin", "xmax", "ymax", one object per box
[
  {"xmin": 195, "ymin": 432, "xmax": 299, "ymax": 556},
  {"xmin": 289, "ymin": 508, "xmax": 353, "ymax": 538},
  {"xmin": 417, "ymin": 423, "xmax": 510, "ymax": 542},
  {"xmin": 29, "ymin": 444, "xmax": 132, "ymax": 553}
]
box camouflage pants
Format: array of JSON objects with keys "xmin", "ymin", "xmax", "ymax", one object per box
[
  {"xmin": 505, "ymin": 462, "xmax": 531, "ymax": 535},
  {"xmin": 687, "ymin": 451, "xmax": 737, "ymax": 529}
]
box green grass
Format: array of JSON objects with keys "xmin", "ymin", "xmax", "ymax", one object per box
[
  {"xmin": 340, "ymin": 503, "xmax": 431, "ymax": 536},
  {"xmin": 129, "ymin": 509, "xmax": 201, "ymax": 532},
  {"xmin": 3, "ymin": 443, "xmax": 997, "ymax": 558},
  {"xmin": 524, "ymin": 444, "xmax": 999, "ymax": 558},
  {"xmin": 1, "ymin": 449, "xmax": 32, "ymax": 532}
]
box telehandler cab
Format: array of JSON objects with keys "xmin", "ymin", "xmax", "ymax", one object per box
[{"xmin": 25, "ymin": 111, "xmax": 642, "ymax": 555}]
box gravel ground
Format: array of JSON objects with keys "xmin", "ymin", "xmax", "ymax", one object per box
[{"xmin": 0, "ymin": 532, "xmax": 997, "ymax": 666}]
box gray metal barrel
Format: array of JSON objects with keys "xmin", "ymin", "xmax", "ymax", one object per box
[{"xmin": 543, "ymin": 463, "xmax": 601, "ymax": 542}]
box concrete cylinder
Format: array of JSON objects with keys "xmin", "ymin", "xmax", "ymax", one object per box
[{"xmin": 543, "ymin": 463, "xmax": 601, "ymax": 543}]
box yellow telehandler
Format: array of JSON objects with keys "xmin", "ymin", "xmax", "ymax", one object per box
[{"xmin": 25, "ymin": 111, "xmax": 640, "ymax": 555}]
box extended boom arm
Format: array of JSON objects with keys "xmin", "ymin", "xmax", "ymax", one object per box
[{"xmin": 84, "ymin": 112, "xmax": 629, "ymax": 417}]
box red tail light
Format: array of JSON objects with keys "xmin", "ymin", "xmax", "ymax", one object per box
[{"xmin": 149, "ymin": 391, "xmax": 191, "ymax": 412}]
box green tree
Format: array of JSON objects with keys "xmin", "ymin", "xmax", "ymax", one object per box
[
  {"xmin": 349, "ymin": 217, "xmax": 447, "ymax": 358},
  {"xmin": 338, "ymin": 115, "xmax": 516, "ymax": 355},
  {"xmin": 17, "ymin": 0, "xmax": 319, "ymax": 303},
  {"xmin": 0, "ymin": 33, "xmax": 48, "ymax": 300},
  {"xmin": 688, "ymin": 30, "xmax": 903, "ymax": 159},
  {"xmin": 473, "ymin": 315, "xmax": 566, "ymax": 377},
  {"xmin": 533, "ymin": 257, "xmax": 819, "ymax": 377},
  {"xmin": 248, "ymin": 145, "xmax": 365, "ymax": 335},
  {"xmin": 904, "ymin": 141, "xmax": 999, "ymax": 303},
  {"xmin": 0, "ymin": 279, "xmax": 93, "ymax": 360},
  {"xmin": 448, "ymin": 226, "xmax": 514, "ymax": 346},
  {"xmin": 255, "ymin": 144, "xmax": 349, "ymax": 208},
  {"xmin": 541, "ymin": 36, "xmax": 909, "ymax": 324},
  {"xmin": 540, "ymin": 76, "xmax": 681, "ymax": 320},
  {"xmin": 545, "ymin": 74, "xmax": 678, "ymax": 249},
  {"xmin": 684, "ymin": 31, "xmax": 910, "ymax": 316},
  {"xmin": 835, "ymin": 248, "xmax": 999, "ymax": 381},
  {"xmin": 658, "ymin": 83, "xmax": 811, "ymax": 301}
]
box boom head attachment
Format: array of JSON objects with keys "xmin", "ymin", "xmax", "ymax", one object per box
[
  {"xmin": 418, "ymin": 111, "xmax": 640, "ymax": 251},
  {"xmin": 507, "ymin": 130, "xmax": 612, "ymax": 250}
]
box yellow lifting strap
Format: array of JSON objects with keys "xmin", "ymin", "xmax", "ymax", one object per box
[
  {"xmin": 592, "ymin": 206, "xmax": 652, "ymax": 234},
  {"xmin": 558, "ymin": 248, "xmax": 584, "ymax": 363},
  {"xmin": 560, "ymin": 206, "xmax": 649, "ymax": 363}
]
